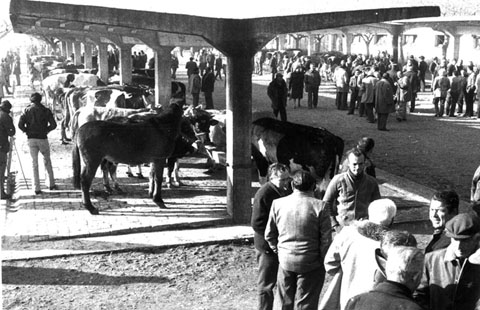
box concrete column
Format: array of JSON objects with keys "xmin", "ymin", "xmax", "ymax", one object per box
[
  {"xmin": 118, "ymin": 44, "xmax": 133, "ymax": 85},
  {"xmin": 61, "ymin": 41, "xmax": 68, "ymax": 57},
  {"xmin": 65, "ymin": 40, "xmax": 73, "ymax": 60},
  {"xmin": 391, "ymin": 27, "xmax": 401, "ymax": 63},
  {"xmin": 153, "ymin": 46, "xmax": 173, "ymax": 107},
  {"xmin": 84, "ymin": 43, "xmax": 93, "ymax": 69},
  {"xmin": 307, "ymin": 34, "xmax": 315, "ymax": 56},
  {"xmin": 343, "ymin": 33, "xmax": 353, "ymax": 55},
  {"xmin": 453, "ymin": 34, "xmax": 461, "ymax": 61},
  {"xmin": 225, "ymin": 54, "xmax": 253, "ymax": 224},
  {"xmin": 329, "ymin": 34, "xmax": 336, "ymax": 51},
  {"xmin": 73, "ymin": 41, "xmax": 82, "ymax": 66},
  {"xmin": 278, "ymin": 34, "xmax": 286, "ymax": 50},
  {"xmin": 97, "ymin": 43, "xmax": 109, "ymax": 84}
]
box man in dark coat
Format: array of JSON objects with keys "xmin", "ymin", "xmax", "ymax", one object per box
[
  {"xmin": 375, "ymin": 73, "xmax": 395, "ymax": 131},
  {"xmin": 251, "ymin": 163, "xmax": 291, "ymax": 310},
  {"xmin": 201, "ymin": 67, "xmax": 215, "ymax": 109},
  {"xmin": 346, "ymin": 246, "xmax": 424, "ymax": 310},
  {"xmin": 267, "ymin": 73, "xmax": 288, "ymax": 121},
  {"xmin": 0, "ymin": 100, "xmax": 15, "ymax": 199}
]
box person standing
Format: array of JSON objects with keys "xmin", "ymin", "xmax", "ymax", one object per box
[
  {"xmin": 251, "ymin": 163, "xmax": 291, "ymax": 310},
  {"xmin": 404, "ymin": 60, "xmax": 420, "ymax": 112},
  {"xmin": 446, "ymin": 71, "xmax": 462, "ymax": 117},
  {"xmin": 360, "ymin": 67, "xmax": 379, "ymax": 123},
  {"xmin": 464, "ymin": 66, "xmax": 477, "ymax": 117},
  {"xmin": 347, "ymin": 69, "xmax": 361, "ymax": 115},
  {"xmin": 375, "ymin": 73, "xmax": 395, "ymax": 131},
  {"xmin": 201, "ymin": 67, "xmax": 215, "ymax": 109},
  {"xmin": 0, "ymin": 100, "xmax": 15, "ymax": 199},
  {"xmin": 431, "ymin": 69, "xmax": 450, "ymax": 117},
  {"xmin": 304, "ymin": 63, "xmax": 321, "ymax": 109},
  {"xmin": 288, "ymin": 66, "xmax": 304, "ymax": 109},
  {"xmin": 475, "ymin": 68, "xmax": 480, "ymax": 118},
  {"xmin": 334, "ymin": 61, "xmax": 349, "ymax": 110},
  {"xmin": 267, "ymin": 73, "xmax": 288, "ymax": 121},
  {"xmin": 18, "ymin": 93, "xmax": 57, "ymax": 195},
  {"xmin": 270, "ymin": 53, "xmax": 278, "ymax": 81},
  {"xmin": 188, "ymin": 68, "xmax": 201, "ymax": 108},
  {"xmin": 185, "ymin": 57, "xmax": 198, "ymax": 88},
  {"xmin": 12, "ymin": 55, "xmax": 21, "ymax": 87},
  {"xmin": 395, "ymin": 71, "xmax": 411, "ymax": 122},
  {"xmin": 323, "ymin": 147, "xmax": 381, "ymax": 230},
  {"xmin": 425, "ymin": 190, "xmax": 459, "ymax": 253},
  {"xmin": 170, "ymin": 54, "xmax": 179, "ymax": 79},
  {"xmin": 418, "ymin": 56, "xmax": 428, "ymax": 92},
  {"xmin": 265, "ymin": 170, "xmax": 332, "ymax": 310},
  {"xmin": 214, "ymin": 55, "xmax": 223, "ymax": 81},
  {"xmin": 414, "ymin": 213, "xmax": 480, "ymax": 310}
]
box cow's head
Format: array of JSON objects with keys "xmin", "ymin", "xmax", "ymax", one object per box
[{"xmin": 183, "ymin": 106, "xmax": 218, "ymax": 143}]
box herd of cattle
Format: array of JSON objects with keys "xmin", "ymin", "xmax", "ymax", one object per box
[{"xmin": 40, "ymin": 72, "xmax": 344, "ymax": 215}]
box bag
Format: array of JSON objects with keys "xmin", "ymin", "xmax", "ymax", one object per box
[
  {"xmin": 433, "ymin": 88, "xmax": 441, "ymax": 98},
  {"xmin": 467, "ymin": 85, "xmax": 476, "ymax": 94}
]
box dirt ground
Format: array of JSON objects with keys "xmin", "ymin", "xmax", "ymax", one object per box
[{"xmin": 2, "ymin": 65, "xmax": 480, "ymax": 309}]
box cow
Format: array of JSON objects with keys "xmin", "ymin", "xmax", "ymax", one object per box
[
  {"xmin": 251, "ymin": 117, "xmax": 344, "ymax": 198},
  {"xmin": 72, "ymin": 100, "xmax": 202, "ymax": 214},
  {"xmin": 41, "ymin": 73, "xmax": 105, "ymax": 112}
]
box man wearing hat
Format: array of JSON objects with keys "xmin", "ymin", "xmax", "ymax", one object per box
[
  {"xmin": 414, "ymin": 213, "xmax": 480, "ymax": 310},
  {"xmin": 18, "ymin": 92, "xmax": 57, "ymax": 195},
  {"xmin": 0, "ymin": 100, "xmax": 15, "ymax": 199},
  {"xmin": 267, "ymin": 73, "xmax": 288, "ymax": 121}
]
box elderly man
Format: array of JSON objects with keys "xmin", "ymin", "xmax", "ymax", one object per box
[
  {"xmin": 345, "ymin": 247, "xmax": 425, "ymax": 310},
  {"xmin": 321, "ymin": 198, "xmax": 397, "ymax": 310},
  {"xmin": 251, "ymin": 163, "xmax": 292, "ymax": 310},
  {"xmin": 375, "ymin": 73, "xmax": 395, "ymax": 131},
  {"xmin": 414, "ymin": 213, "xmax": 480, "ymax": 310},
  {"xmin": 425, "ymin": 190, "xmax": 459, "ymax": 253},
  {"xmin": 265, "ymin": 170, "xmax": 331, "ymax": 310},
  {"xmin": 323, "ymin": 147, "xmax": 381, "ymax": 230}
]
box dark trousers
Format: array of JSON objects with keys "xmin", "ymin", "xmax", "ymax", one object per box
[
  {"xmin": 409, "ymin": 93, "xmax": 417, "ymax": 112},
  {"xmin": 432, "ymin": 97, "xmax": 446, "ymax": 116},
  {"xmin": 204, "ymin": 92, "xmax": 214, "ymax": 109},
  {"xmin": 377, "ymin": 113, "xmax": 389, "ymax": 130},
  {"xmin": 358, "ymin": 101, "xmax": 366, "ymax": 117},
  {"xmin": 273, "ymin": 105, "xmax": 287, "ymax": 121},
  {"xmin": 336, "ymin": 91, "xmax": 348, "ymax": 110},
  {"xmin": 0, "ymin": 151, "xmax": 7, "ymax": 195},
  {"xmin": 348, "ymin": 88, "xmax": 359, "ymax": 114},
  {"xmin": 446, "ymin": 92, "xmax": 459, "ymax": 116},
  {"xmin": 365, "ymin": 102, "xmax": 375, "ymax": 122},
  {"xmin": 457, "ymin": 91, "xmax": 465, "ymax": 113},
  {"xmin": 307, "ymin": 88, "xmax": 319, "ymax": 108},
  {"xmin": 464, "ymin": 91, "xmax": 475, "ymax": 116},
  {"xmin": 256, "ymin": 250, "xmax": 279, "ymax": 310},
  {"xmin": 192, "ymin": 92, "xmax": 200, "ymax": 107},
  {"xmin": 276, "ymin": 266, "xmax": 325, "ymax": 310}
]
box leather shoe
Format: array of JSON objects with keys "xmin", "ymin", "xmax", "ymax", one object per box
[
  {"xmin": 35, "ymin": 190, "xmax": 42, "ymax": 195},
  {"xmin": 378, "ymin": 128, "xmax": 389, "ymax": 131},
  {"xmin": 49, "ymin": 185, "xmax": 58, "ymax": 190}
]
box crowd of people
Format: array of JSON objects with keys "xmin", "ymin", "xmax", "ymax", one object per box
[
  {"xmin": 266, "ymin": 52, "xmax": 480, "ymax": 130},
  {"xmin": 252, "ymin": 137, "xmax": 480, "ymax": 310}
]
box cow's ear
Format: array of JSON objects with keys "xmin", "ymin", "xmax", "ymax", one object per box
[{"xmin": 209, "ymin": 119, "xmax": 219, "ymax": 126}]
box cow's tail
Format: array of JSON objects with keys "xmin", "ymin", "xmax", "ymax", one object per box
[
  {"xmin": 332, "ymin": 137, "xmax": 345, "ymax": 178},
  {"xmin": 70, "ymin": 110, "xmax": 81, "ymax": 139},
  {"xmin": 72, "ymin": 141, "xmax": 81, "ymax": 189}
]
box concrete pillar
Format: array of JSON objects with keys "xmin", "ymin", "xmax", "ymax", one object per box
[
  {"xmin": 278, "ymin": 34, "xmax": 286, "ymax": 50},
  {"xmin": 97, "ymin": 43, "xmax": 109, "ymax": 84},
  {"xmin": 118, "ymin": 44, "xmax": 133, "ymax": 85},
  {"xmin": 65, "ymin": 40, "xmax": 73, "ymax": 60},
  {"xmin": 84, "ymin": 43, "xmax": 93, "ymax": 69},
  {"xmin": 453, "ymin": 34, "xmax": 461, "ymax": 61},
  {"xmin": 153, "ymin": 46, "xmax": 173, "ymax": 107},
  {"xmin": 307, "ymin": 34, "xmax": 315, "ymax": 56},
  {"xmin": 329, "ymin": 34, "xmax": 336, "ymax": 51},
  {"xmin": 343, "ymin": 33, "xmax": 353, "ymax": 55},
  {"xmin": 391, "ymin": 27, "xmax": 401, "ymax": 64},
  {"xmin": 73, "ymin": 41, "xmax": 82, "ymax": 66},
  {"xmin": 225, "ymin": 54, "xmax": 253, "ymax": 223},
  {"xmin": 61, "ymin": 41, "xmax": 68, "ymax": 57}
]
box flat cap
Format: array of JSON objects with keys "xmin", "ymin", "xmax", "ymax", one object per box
[{"xmin": 445, "ymin": 213, "xmax": 480, "ymax": 239}]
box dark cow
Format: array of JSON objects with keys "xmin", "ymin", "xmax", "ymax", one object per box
[
  {"xmin": 251, "ymin": 117, "xmax": 344, "ymax": 197},
  {"xmin": 72, "ymin": 101, "xmax": 190, "ymax": 215}
]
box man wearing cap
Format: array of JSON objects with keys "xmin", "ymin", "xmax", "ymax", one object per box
[
  {"xmin": 265, "ymin": 170, "xmax": 331, "ymax": 310},
  {"xmin": 414, "ymin": 213, "xmax": 480, "ymax": 310},
  {"xmin": 0, "ymin": 100, "xmax": 15, "ymax": 199},
  {"xmin": 18, "ymin": 92, "xmax": 57, "ymax": 195},
  {"xmin": 267, "ymin": 73, "xmax": 288, "ymax": 121},
  {"xmin": 425, "ymin": 190, "xmax": 459, "ymax": 253}
]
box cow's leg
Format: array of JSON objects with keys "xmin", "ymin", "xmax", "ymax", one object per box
[
  {"xmin": 172, "ymin": 160, "xmax": 183, "ymax": 187},
  {"xmin": 165, "ymin": 158, "xmax": 181, "ymax": 188},
  {"xmin": 126, "ymin": 165, "xmax": 134, "ymax": 178},
  {"xmin": 80, "ymin": 157, "xmax": 102, "ymax": 215},
  {"xmin": 149, "ymin": 159, "xmax": 167, "ymax": 209},
  {"xmin": 60, "ymin": 120, "xmax": 71, "ymax": 144},
  {"xmin": 109, "ymin": 163, "xmax": 122, "ymax": 192},
  {"xmin": 136, "ymin": 165, "xmax": 144, "ymax": 179}
]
